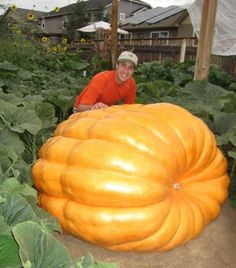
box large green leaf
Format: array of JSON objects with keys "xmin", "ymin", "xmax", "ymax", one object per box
[
  {"xmin": 0, "ymin": 144, "xmax": 18, "ymax": 179},
  {"xmin": 0, "ymin": 127, "xmax": 25, "ymax": 155},
  {"xmin": 24, "ymin": 195, "xmax": 61, "ymax": 234},
  {"xmin": 71, "ymin": 253, "xmax": 118, "ymax": 268},
  {"xmin": 0, "ymin": 143, "xmax": 31, "ymax": 182},
  {"xmin": 0, "ymin": 99, "xmax": 42, "ymax": 134},
  {"xmin": 18, "ymin": 69, "xmax": 33, "ymax": 80},
  {"xmin": 213, "ymin": 112, "xmax": 236, "ymax": 145},
  {"xmin": 41, "ymin": 89, "xmax": 74, "ymax": 113},
  {"xmin": 228, "ymin": 151, "xmax": 236, "ymax": 160},
  {"xmin": 180, "ymin": 80, "xmax": 230, "ymax": 115},
  {"xmin": 0, "ymin": 178, "xmax": 36, "ymax": 197},
  {"xmin": 0, "ymin": 61, "xmax": 18, "ymax": 72},
  {"xmin": 12, "ymin": 221, "xmax": 72, "ymax": 268},
  {"xmin": 24, "ymin": 101, "xmax": 57, "ymax": 129},
  {"xmin": 0, "ymin": 234, "xmax": 21, "ymax": 268},
  {"xmin": 0, "ymin": 192, "xmax": 37, "ymax": 226},
  {"xmin": 0, "ymin": 90, "xmax": 24, "ymax": 105},
  {"xmin": 0, "ymin": 216, "xmax": 11, "ymax": 236},
  {"xmin": 12, "ymin": 159, "xmax": 32, "ymax": 185}
]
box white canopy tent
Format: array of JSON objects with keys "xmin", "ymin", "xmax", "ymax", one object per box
[
  {"xmin": 76, "ymin": 21, "xmax": 129, "ymax": 35},
  {"xmin": 186, "ymin": 0, "xmax": 236, "ymax": 56}
]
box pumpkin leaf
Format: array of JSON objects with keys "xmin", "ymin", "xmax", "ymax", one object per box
[
  {"xmin": 71, "ymin": 253, "xmax": 118, "ymax": 268},
  {"xmin": 18, "ymin": 69, "xmax": 33, "ymax": 80},
  {"xmin": 0, "ymin": 61, "xmax": 18, "ymax": 72},
  {"xmin": 0, "ymin": 144, "xmax": 18, "ymax": 180},
  {"xmin": 23, "ymin": 101, "xmax": 57, "ymax": 129},
  {"xmin": 0, "ymin": 90, "xmax": 24, "ymax": 106},
  {"xmin": 0, "ymin": 234, "xmax": 21, "ymax": 268},
  {"xmin": 24, "ymin": 195, "xmax": 62, "ymax": 233},
  {"xmin": 12, "ymin": 221, "xmax": 72, "ymax": 268},
  {"xmin": 213, "ymin": 112, "xmax": 236, "ymax": 145},
  {"xmin": 0, "ymin": 192, "xmax": 37, "ymax": 226},
  {"xmin": 41, "ymin": 89, "xmax": 74, "ymax": 113},
  {"xmin": 0, "ymin": 128, "xmax": 25, "ymax": 155},
  {"xmin": 228, "ymin": 151, "xmax": 236, "ymax": 160},
  {"xmin": 180, "ymin": 80, "xmax": 230, "ymax": 115},
  {"xmin": 0, "ymin": 216, "xmax": 11, "ymax": 236},
  {"xmin": 0, "ymin": 99, "xmax": 42, "ymax": 134},
  {"xmin": 0, "ymin": 178, "xmax": 36, "ymax": 197}
]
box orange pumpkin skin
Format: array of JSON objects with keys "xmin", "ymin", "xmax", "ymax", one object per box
[{"xmin": 32, "ymin": 103, "xmax": 229, "ymax": 251}]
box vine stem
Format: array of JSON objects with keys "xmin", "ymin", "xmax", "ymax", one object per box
[{"xmin": 32, "ymin": 135, "xmax": 36, "ymax": 163}]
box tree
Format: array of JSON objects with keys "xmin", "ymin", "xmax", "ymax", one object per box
[
  {"xmin": 94, "ymin": 0, "xmax": 108, "ymax": 21},
  {"xmin": 66, "ymin": 0, "xmax": 89, "ymax": 40}
]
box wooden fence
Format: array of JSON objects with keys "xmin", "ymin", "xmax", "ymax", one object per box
[{"xmin": 72, "ymin": 37, "xmax": 235, "ymax": 77}]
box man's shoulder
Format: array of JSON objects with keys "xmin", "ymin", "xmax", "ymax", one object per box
[{"xmin": 94, "ymin": 70, "xmax": 113, "ymax": 78}]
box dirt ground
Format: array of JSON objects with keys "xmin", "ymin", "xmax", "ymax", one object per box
[{"xmin": 55, "ymin": 201, "xmax": 236, "ymax": 268}]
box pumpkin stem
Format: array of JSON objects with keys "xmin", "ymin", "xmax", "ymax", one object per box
[{"xmin": 173, "ymin": 182, "xmax": 181, "ymax": 191}]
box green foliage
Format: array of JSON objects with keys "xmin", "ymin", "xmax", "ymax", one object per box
[
  {"xmin": 12, "ymin": 222, "xmax": 72, "ymax": 268},
  {"xmin": 93, "ymin": 0, "xmax": 109, "ymax": 21},
  {"xmin": 209, "ymin": 64, "xmax": 235, "ymax": 89},
  {"xmin": 0, "ymin": 234, "xmax": 21, "ymax": 268}
]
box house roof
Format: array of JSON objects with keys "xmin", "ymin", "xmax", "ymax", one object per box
[
  {"xmin": 46, "ymin": 0, "xmax": 151, "ymax": 15},
  {"xmin": 0, "ymin": 7, "xmax": 47, "ymax": 22},
  {"xmin": 121, "ymin": 5, "xmax": 185, "ymax": 25},
  {"xmin": 0, "ymin": 7, "xmax": 47, "ymax": 34}
]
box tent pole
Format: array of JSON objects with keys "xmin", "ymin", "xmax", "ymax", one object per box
[{"xmin": 194, "ymin": 0, "xmax": 218, "ymax": 80}]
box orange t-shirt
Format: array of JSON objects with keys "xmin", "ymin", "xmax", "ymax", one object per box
[{"xmin": 74, "ymin": 70, "xmax": 136, "ymax": 108}]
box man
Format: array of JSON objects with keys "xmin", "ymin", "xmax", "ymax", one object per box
[{"xmin": 73, "ymin": 51, "xmax": 138, "ymax": 112}]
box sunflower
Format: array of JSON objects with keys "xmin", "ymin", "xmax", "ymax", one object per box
[
  {"xmin": 51, "ymin": 46, "xmax": 58, "ymax": 52},
  {"xmin": 54, "ymin": 6, "xmax": 60, "ymax": 12},
  {"xmin": 10, "ymin": 4, "xmax": 17, "ymax": 11},
  {"xmin": 12, "ymin": 24, "xmax": 19, "ymax": 30},
  {"xmin": 41, "ymin": 36, "xmax": 48, "ymax": 43},
  {"xmin": 62, "ymin": 38, "xmax": 67, "ymax": 44},
  {"xmin": 27, "ymin": 13, "xmax": 34, "ymax": 21}
]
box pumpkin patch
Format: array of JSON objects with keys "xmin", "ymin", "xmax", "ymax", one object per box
[{"xmin": 32, "ymin": 103, "xmax": 229, "ymax": 251}]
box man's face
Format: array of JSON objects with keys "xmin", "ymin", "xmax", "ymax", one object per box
[{"xmin": 115, "ymin": 61, "xmax": 135, "ymax": 84}]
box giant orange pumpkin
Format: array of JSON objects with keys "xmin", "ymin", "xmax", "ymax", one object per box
[{"xmin": 32, "ymin": 103, "xmax": 229, "ymax": 251}]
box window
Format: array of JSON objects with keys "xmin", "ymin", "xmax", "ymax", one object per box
[
  {"xmin": 150, "ymin": 31, "xmax": 169, "ymax": 45},
  {"xmin": 151, "ymin": 31, "xmax": 169, "ymax": 38},
  {"xmin": 120, "ymin": 13, "xmax": 126, "ymax": 21}
]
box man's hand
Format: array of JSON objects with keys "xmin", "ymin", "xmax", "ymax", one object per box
[
  {"xmin": 91, "ymin": 102, "xmax": 108, "ymax": 110},
  {"xmin": 73, "ymin": 102, "xmax": 108, "ymax": 113}
]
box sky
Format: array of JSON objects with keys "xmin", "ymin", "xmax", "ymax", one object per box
[{"xmin": 0, "ymin": 0, "xmax": 195, "ymax": 12}]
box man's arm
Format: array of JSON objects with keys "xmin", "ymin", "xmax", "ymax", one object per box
[
  {"xmin": 73, "ymin": 102, "xmax": 108, "ymax": 113},
  {"xmin": 73, "ymin": 72, "xmax": 109, "ymax": 113}
]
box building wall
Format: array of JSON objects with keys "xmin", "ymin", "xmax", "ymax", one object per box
[
  {"xmin": 42, "ymin": 15, "xmax": 65, "ymax": 34},
  {"xmin": 105, "ymin": 0, "xmax": 150, "ymax": 22},
  {"xmin": 126, "ymin": 28, "xmax": 178, "ymax": 39},
  {"xmin": 119, "ymin": 1, "xmax": 150, "ymax": 21},
  {"xmin": 177, "ymin": 16, "xmax": 194, "ymax": 37}
]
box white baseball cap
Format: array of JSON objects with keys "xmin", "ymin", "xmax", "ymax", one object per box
[{"xmin": 117, "ymin": 51, "xmax": 138, "ymax": 67}]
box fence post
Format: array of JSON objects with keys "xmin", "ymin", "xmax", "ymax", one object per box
[
  {"xmin": 194, "ymin": 0, "xmax": 218, "ymax": 80},
  {"xmin": 179, "ymin": 38, "xmax": 187, "ymax": 63}
]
